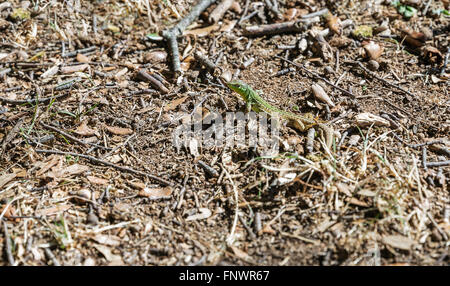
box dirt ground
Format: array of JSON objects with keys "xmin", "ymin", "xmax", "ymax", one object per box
[{"xmin": 0, "ymin": 0, "xmax": 449, "ymax": 266}]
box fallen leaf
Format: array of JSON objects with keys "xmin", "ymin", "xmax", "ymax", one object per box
[
  {"xmin": 36, "ymin": 156, "xmax": 61, "ymax": 176},
  {"xmin": 60, "ymin": 64, "xmax": 89, "ymax": 74},
  {"xmin": 92, "ymin": 235, "xmax": 121, "ymax": 246},
  {"xmin": 87, "ymin": 176, "xmax": 108, "ymax": 185},
  {"xmin": 0, "ymin": 173, "xmax": 16, "ymax": 188},
  {"xmin": 230, "ymin": 246, "xmax": 251, "ymax": 261},
  {"xmin": 76, "ymin": 53, "xmax": 90, "ymax": 63},
  {"xmin": 347, "ymin": 197, "xmax": 370, "ymax": 207},
  {"xmin": 114, "ymin": 67, "xmax": 128, "ymax": 79},
  {"xmin": 363, "ymin": 41, "xmax": 383, "ymax": 60},
  {"xmin": 35, "ymin": 204, "xmax": 71, "ymax": 217},
  {"xmin": 104, "ymin": 125, "xmax": 133, "ymax": 136},
  {"xmin": 183, "ymin": 24, "xmax": 220, "ymax": 37},
  {"xmin": 283, "ymin": 8, "xmax": 298, "ymax": 21},
  {"xmin": 129, "ymin": 181, "xmax": 146, "ymax": 189},
  {"xmin": 164, "ymin": 96, "xmax": 188, "ymax": 111},
  {"xmin": 186, "ymin": 208, "xmax": 212, "ymax": 221},
  {"xmin": 355, "ymin": 112, "xmax": 390, "ymax": 127},
  {"xmin": 325, "ymin": 13, "xmax": 341, "ymax": 34},
  {"xmin": 312, "ymin": 84, "xmax": 335, "ymax": 107},
  {"xmin": 74, "ymin": 121, "xmax": 98, "ymax": 136},
  {"xmin": 40, "ymin": 65, "xmax": 59, "ymax": 79},
  {"xmin": 139, "ymin": 187, "xmax": 173, "ymax": 199},
  {"xmin": 144, "ymin": 50, "xmax": 167, "ymax": 63},
  {"xmin": 107, "ymin": 24, "xmax": 120, "ymax": 33},
  {"xmin": 47, "ymin": 164, "xmax": 89, "ymax": 179},
  {"xmin": 0, "ymin": 204, "xmax": 18, "ymax": 221},
  {"xmin": 382, "ymin": 235, "xmax": 416, "ymax": 250},
  {"xmin": 94, "ymin": 244, "xmax": 123, "ymax": 265},
  {"xmin": 220, "ymin": 20, "xmax": 237, "ymax": 32}
]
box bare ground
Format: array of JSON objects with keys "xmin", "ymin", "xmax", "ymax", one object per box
[{"xmin": 0, "ymin": 0, "xmax": 449, "ymax": 265}]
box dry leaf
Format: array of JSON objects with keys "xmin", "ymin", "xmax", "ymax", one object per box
[
  {"xmin": 355, "ymin": 113, "xmax": 390, "ymax": 127},
  {"xmin": 129, "ymin": 181, "xmax": 146, "ymax": 189},
  {"xmin": 347, "ymin": 197, "xmax": 370, "ymax": 207},
  {"xmin": 363, "ymin": 41, "xmax": 383, "ymax": 60},
  {"xmin": 230, "ymin": 246, "xmax": 251, "ymax": 261},
  {"xmin": 284, "ymin": 8, "xmax": 298, "ymax": 21},
  {"xmin": 76, "ymin": 53, "xmax": 89, "ymax": 63},
  {"xmin": 36, "ymin": 156, "xmax": 61, "ymax": 176},
  {"xmin": 35, "ymin": 204, "xmax": 71, "ymax": 216},
  {"xmin": 40, "ymin": 65, "xmax": 59, "ymax": 79},
  {"xmin": 60, "ymin": 64, "xmax": 89, "ymax": 74},
  {"xmin": 144, "ymin": 50, "xmax": 167, "ymax": 63},
  {"xmin": 220, "ymin": 20, "xmax": 237, "ymax": 33},
  {"xmin": 164, "ymin": 96, "xmax": 188, "ymax": 111},
  {"xmin": 0, "ymin": 204, "xmax": 18, "ymax": 221},
  {"xmin": 186, "ymin": 208, "xmax": 212, "ymax": 221},
  {"xmin": 0, "ymin": 173, "xmax": 16, "ymax": 188},
  {"xmin": 183, "ymin": 24, "xmax": 220, "ymax": 37},
  {"xmin": 92, "ymin": 234, "xmax": 121, "ymax": 246},
  {"xmin": 47, "ymin": 164, "xmax": 89, "ymax": 179},
  {"xmin": 94, "ymin": 244, "xmax": 123, "ymax": 264},
  {"xmin": 139, "ymin": 187, "xmax": 173, "ymax": 199},
  {"xmin": 74, "ymin": 121, "xmax": 98, "ymax": 136},
  {"xmin": 311, "ymin": 84, "xmax": 335, "ymax": 107},
  {"xmin": 104, "ymin": 125, "xmax": 133, "ymax": 136},
  {"xmin": 325, "ymin": 13, "xmax": 341, "ymax": 34},
  {"xmin": 382, "ymin": 235, "xmax": 416, "ymax": 250},
  {"xmin": 87, "ymin": 176, "xmax": 108, "ymax": 185}
]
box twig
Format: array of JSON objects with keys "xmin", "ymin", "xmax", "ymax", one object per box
[
  {"xmin": 101, "ymin": 133, "xmax": 135, "ymax": 159},
  {"xmin": 264, "ymin": 0, "xmax": 282, "ymax": 20},
  {"xmin": 423, "ymin": 0, "xmax": 432, "ymax": 16},
  {"xmin": 275, "ymin": 55, "xmax": 355, "ymax": 97},
  {"xmin": 35, "ymin": 149, "xmax": 174, "ymax": 186},
  {"xmin": 136, "ymin": 69, "xmax": 169, "ymax": 94},
  {"xmin": 238, "ymin": 0, "xmax": 250, "ymax": 24},
  {"xmin": 2, "ymin": 222, "xmax": 15, "ymax": 266},
  {"xmin": 198, "ymin": 160, "xmax": 219, "ymax": 177},
  {"xmin": 242, "ymin": 19, "xmax": 315, "ymax": 37},
  {"xmin": 222, "ymin": 164, "xmax": 239, "ymax": 246},
  {"xmin": 254, "ymin": 212, "xmax": 262, "ymax": 234},
  {"xmin": 62, "ymin": 46, "xmax": 97, "ymax": 57},
  {"xmin": 301, "ymin": 8, "xmax": 329, "ymax": 19},
  {"xmin": 346, "ymin": 61, "xmax": 415, "ymax": 97},
  {"xmin": 0, "ymin": 92, "xmax": 68, "ymax": 105},
  {"xmin": 306, "ymin": 128, "xmax": 315, "ymax": 154},
  {"xmin": 422, "ymin": 146, "xmax": 428, "ymax": 170},
  {"xmin": 44, "ymin": 248, "xmax": 61, "ymax": 266},
  {"xmin": 425, "ymin": 160, "xmax": 450, "ymax": 167},
  {"xmin": 161, "ymin": 0, "xmax": 217, "ymax": 74},
  {"xmin": 238, "ymin": 215, "xmax": 257, "ymax": 239},
  {"xmin": 194, "ymin": 51, "xmax": 218, "ymax": 73},
  {"xmin": 441, "ymin": 47, "xmax": 450, "ymax": 76},
  {"xmin": 209, "ymin": 0, "xmax": 234, "ymax": 23},
  {"xmin": 40, "ymin": 122, "xmax": 111, "ymax": 151}
]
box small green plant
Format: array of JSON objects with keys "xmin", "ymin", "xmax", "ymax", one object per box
[{"xmin": 392, "ymin": 1, "xmax": 417, "ymax": 19}]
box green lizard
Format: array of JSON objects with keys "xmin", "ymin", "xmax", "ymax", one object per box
[{"xmin": 227, "ymin": 80, "xmax": 334, "ymax": 149}]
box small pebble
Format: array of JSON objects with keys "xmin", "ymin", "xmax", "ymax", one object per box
[{"xmin": 367, "ymin": 60, "xmax": 379, "ymax": 71}]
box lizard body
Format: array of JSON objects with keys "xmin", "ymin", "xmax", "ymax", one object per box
[{"xmin": 227, "ymin": 80, "xmax": 334, "ymax": 149}]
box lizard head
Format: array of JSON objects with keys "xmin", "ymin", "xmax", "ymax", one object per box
[{"xmin": 226, "ymin": 80, "xmax": 251, "ymax": 101}]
